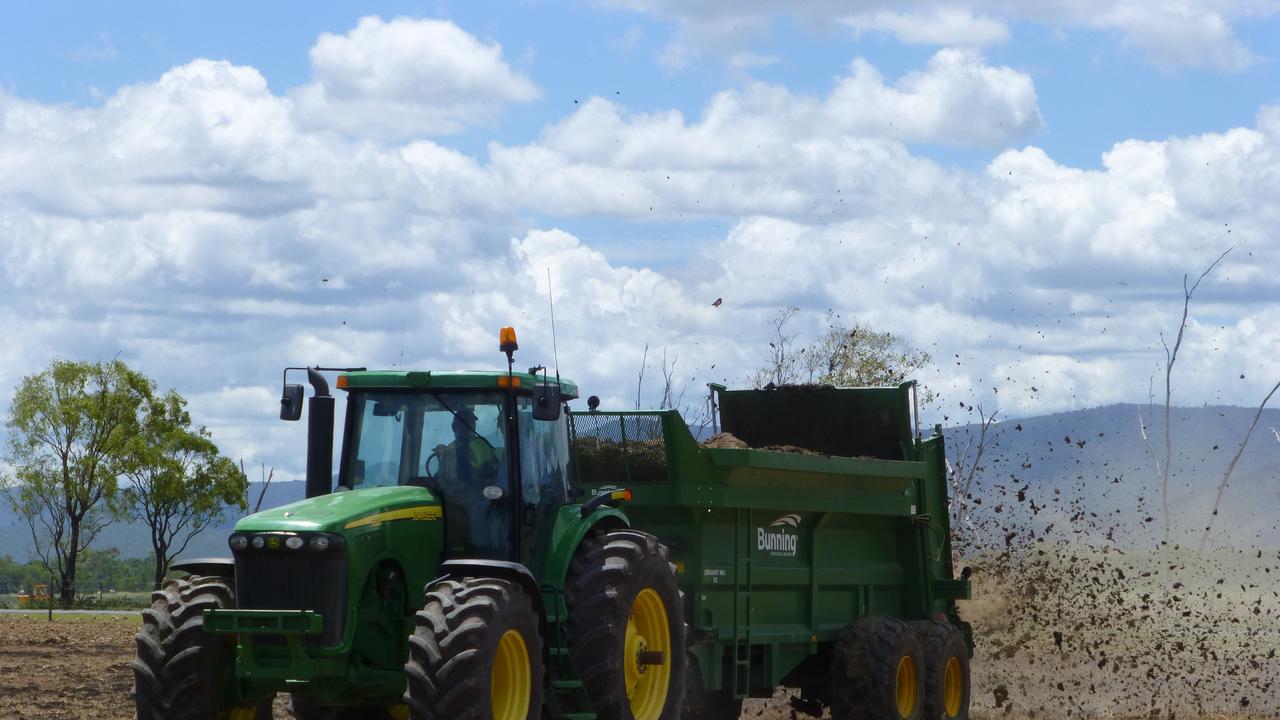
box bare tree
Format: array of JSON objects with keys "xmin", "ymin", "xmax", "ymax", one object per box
[
  {"xmin": 242, "ymin": 459, "xmax": 275, "ymax": 514},
  {"xmin": 1138, "ymin": 248, "xmax": 1230, "ymax": 542},
  {"xmin": 1198, "ymin": 379, "xmax": 1280, "ymax": 549},
  {"xmin": 747, "ymin": 307, "xmax": 801, "ymax": 388},
  {"xmin": 635, "ymin": 344, "xmax": 649, "ymax": 410},
  {"xmin": 657, "ymin": 347, "xmax": 685, "ymax": 411},
  {"xmin": 947, "ymin": 404, "xmax": 999, "ymax": 527}
]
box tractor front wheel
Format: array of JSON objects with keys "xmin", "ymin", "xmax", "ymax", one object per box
[
  {"xmin": 131, "ymin": 574, "xmax": 272, "ymax": 720},
  {"xmin": 404, "ymin": 577, "xmax": 543, "ymax": 720},
  {"xmin": 565, "ymin": 529, "xmax": 686, "ymax": 720}
]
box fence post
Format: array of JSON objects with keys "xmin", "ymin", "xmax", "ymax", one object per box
[{"xmin": 47, "ymin": 574, "xmax": 53, "ymax": 621}]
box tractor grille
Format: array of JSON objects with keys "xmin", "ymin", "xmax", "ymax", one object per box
[
  {"xmin": 570, "ymin": 412, "xmax": 669, "ymax": 484},
  {"xmin": 234, "ymin": 551, "xmax": 348, "ymax": 647}
]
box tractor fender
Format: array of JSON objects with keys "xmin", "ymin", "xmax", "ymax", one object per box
[
  {"xmin": 540, "ymin": 505, "xmax": 630, "ymax": 592},
  {"xmin": 427, "ymin": 558, "xmax": 546, "ymax": 622},
  {"xmin": 170, "ymin": 557, "xmax": 235, "ymax": 579}
]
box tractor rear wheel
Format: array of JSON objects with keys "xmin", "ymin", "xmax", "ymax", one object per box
[
  {"xmin": 909, "ymin": 620, "xmax": 970, "ymax": 720},
  {"xmin": 565, "ymin": 529, "xmax": 686, "ymax": 720},
  {"xmin": 830, "ymin": 617, "xmax": 924, "ymax": 720},
  {"xmin": 132, "ymin": 574, "xmax": 273, "ymax": 720},
  {"xmin": 403, "ymin": 577, "xmax": 543, "ymax": 720}
]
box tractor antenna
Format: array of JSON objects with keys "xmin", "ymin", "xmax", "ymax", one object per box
[{"xmin": 547, "ymin": 268, "xmax": 561, "ymax": 383}]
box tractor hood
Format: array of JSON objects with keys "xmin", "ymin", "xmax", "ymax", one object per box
[{"xmin": 234, "ymin": 485, "xmax": 440, "ymax": 534}]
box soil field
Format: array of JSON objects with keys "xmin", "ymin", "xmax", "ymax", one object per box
[
  {"xmin": 0, "ymin": 614, "xmax": 137, "ymax": 720},
  {"xmin": 1, "ymin": 606, "xmax": 1273, "ymax": 720}
]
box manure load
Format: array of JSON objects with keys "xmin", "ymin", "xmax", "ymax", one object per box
[{"xmin": 569, "ymin": 382, "xmax": 973, "ymax": 720}]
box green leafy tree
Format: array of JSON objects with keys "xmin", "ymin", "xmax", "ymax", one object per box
[
  {"xmin": 749, "ymin": 308, "xmax": 934, "ymax": 397},
  {"xmin": 4, "ymin": 359, "xmax": 151, "ymax": 603},
  {"xmin": 121, "ymin": 390, "xmax": 247, "ymax": 589}
]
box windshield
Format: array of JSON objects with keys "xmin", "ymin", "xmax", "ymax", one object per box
[{"xmin": 343, "ymin": 391, "xmax": 508, "ymax": 490}]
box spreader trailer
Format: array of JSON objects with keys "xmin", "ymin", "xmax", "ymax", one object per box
[
  {"xmin": 570, "ymin": 383, "xmax": 973, "ymax": 719},
  {"xmin": 131, "ymin": 327, "xmax": 972, "ymax": 720}
]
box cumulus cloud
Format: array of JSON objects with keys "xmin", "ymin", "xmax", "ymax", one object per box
[
  {"xmin": 597, "ymin": 0, "xmax": 1275, "ymax": 71},
  {"xmin": 844, "ymin": 7, "xmax": 1010, "ymax": 46},
  {"xmin": 0, "ymin": 19, "xmax": 1278, "ymax": 481},
  {"xmin": 292, "ymin": 16, "xmax": 540, "ymax": 140},
  {"xmin": 488, "ymin": 49, "xmax": 1037, "ymax": 221}
]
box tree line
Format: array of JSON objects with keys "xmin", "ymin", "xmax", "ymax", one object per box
[
  {"xmin": 2, "ymin": 359, "xmax": 246, "ymax": 603},
  {"xmin": 0, "ymin": 547, "xmax": 156, "ymax": 596}
]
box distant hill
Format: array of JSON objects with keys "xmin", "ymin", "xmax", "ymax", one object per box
[
  {"xmin": 946, "ymin": 403, "xmax": 1280, "ymax": 548},
  {"xmin": 2, "ymin": 403, "xmax": 1277, "ymax": 562},
  {"xmin": 0, "ymin": 481, "xmax": 307, "ymax": 563}
]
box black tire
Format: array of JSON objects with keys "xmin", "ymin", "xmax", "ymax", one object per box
[
  {"xmin": 682, "ymin": 654, "xmax": 742, "ymax": 720},
  {"xmin": 909, "ymin": 620, "xmax": 970, "ymax": 720},
  {"xmin": 132, "ymin": 574, "xmax": 273, "ymax": 720},
  {"xmin": 404, "ymin": 577, "xmax": 544, "ymax": 720},
  {"xmin": 565, "ymin": 529, "xmax": 686, "ymax": 720},
  {"xmin": 830, "ymin": 617, "xmax": 925, "ymax": 720}
]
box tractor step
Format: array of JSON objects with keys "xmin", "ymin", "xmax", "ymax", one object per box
[{"xmin": 551, "ymin": 679, "xmax": 585, "ymax": 690}]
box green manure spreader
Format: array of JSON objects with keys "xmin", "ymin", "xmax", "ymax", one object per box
[{"xmin": 131, "ymin": 328, "xmax": 973, "ymax": 720}]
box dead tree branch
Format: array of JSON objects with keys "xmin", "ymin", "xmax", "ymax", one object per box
[
  {"xmin": 1198, "ymin": 378, "xmax": 1280, "ymax": 550},
  {"xmin": 1148, "ymin": 247, "xmax": 1231, "ymax": 542},
  {"xmin": 635, "ymin": 344, "xmax": 649, "ymax": 410},
  {"xmin": 948, "ymin": 404, "xmax": 999, "ymax": 527}
]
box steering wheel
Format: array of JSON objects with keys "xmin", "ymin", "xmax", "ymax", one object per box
[{"xmin": 424, "ymin": 449, "xmax": 442, "ymax": 480}]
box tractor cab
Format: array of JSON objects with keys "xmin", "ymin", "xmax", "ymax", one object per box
[
  {"xmin": 335, "ymin": 370, "xmax": 578, "ymax": 565},
  {"xmin": 274, "ymin": 327, "xmax": 579, "ymax": 570}
]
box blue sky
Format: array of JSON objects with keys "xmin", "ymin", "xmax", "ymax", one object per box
[
  {"xmin": 8, "ymin": 2, "xmax": 1278, "ymax": 169},
  {"xmin": 1, "ymin": 1, "xmax": 1279, "ymax": 477}
]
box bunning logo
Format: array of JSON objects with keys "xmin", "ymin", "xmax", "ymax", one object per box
[
  {"xmin": 757, "ymin": 514, "xmax": 802, "ymax": 557},
  {"xmin": 770, "ymin": 514, "xmax": 801, "ymax": 528}
]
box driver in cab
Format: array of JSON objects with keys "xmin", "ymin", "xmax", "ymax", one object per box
[{"xmin": 432, "ymin": 407, "xmax": 505, "ymax": 554}]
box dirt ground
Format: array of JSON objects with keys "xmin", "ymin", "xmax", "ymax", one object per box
[
  {"xmin": 0, "ymin": 614, "xmax": 137, "ymax": 720},
  {"xmin": 1, "ymin": 607, "xmax": 1273, "ymax": 720}
]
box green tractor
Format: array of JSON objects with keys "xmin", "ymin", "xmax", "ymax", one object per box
[
  {"xmin": 132, "ymin": 327, "xmax": 685, "ymax": 720},
  {"xmin": 132, "ymin": 326, "xmax": 975, "ymax": 720}
]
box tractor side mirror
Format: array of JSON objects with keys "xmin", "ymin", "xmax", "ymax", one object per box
[
  {"xmin": 280, "ymin": 384, "xmax": 304, "ymax": 421},
  {"xmin": 533, "ymin": 383, "xmax": 562, "ymax": 421}
]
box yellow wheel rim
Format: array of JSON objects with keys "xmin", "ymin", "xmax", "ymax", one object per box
[
  {"xmin": 386, "ymin": 705, "xmax": 410, "ymax": 720},
  {"xmin": 222, "ymin": 708, "xmax": 259, "ymax": 720},
  {"xmin": 625, "ymin": 588, "xmax": 671, "ymax": 720},
  {"xmin": 895, "ymin": 655, "xmax": 917, "ymax": 718},
  {"xmin": 491, "ymin": 629, "xmax": 532, "ymax": 720},
  {"xmin": 943, "ymin": 657, "xmax": 963, "ymax": 717}
]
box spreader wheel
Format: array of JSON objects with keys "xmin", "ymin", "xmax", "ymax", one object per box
[
  {"xmin": 909, "ymin": 619, "xmax": 971, "ymax": 720},
  {"xmin": 830, "ymin": 617, "xmax": 925, "ymax": 720}
]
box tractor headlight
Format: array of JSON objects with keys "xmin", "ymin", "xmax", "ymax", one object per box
[
  {"xmin": 250, "ymin": 535, "xmax": 266, "ymax": 550},
  {"xmin": 229, "ymin": 534, "xmax": 248, "ymax": 551},
  {"xmin": 309, "ymin": 535, "xmax": 331, "ymax": 551},
  {"xmin": 285, "ymin": 536, "xmax": 304, "ymax": 550}
]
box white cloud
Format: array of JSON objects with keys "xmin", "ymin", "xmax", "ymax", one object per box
[
  {"xmin": 845, "ymin": 7, "xmax": 1010, "ymax": 46},
  {"xmin": 488, "ymin": 49, "xmax": 1038, "ymax": 221},
  {"xmin": 0, "ymin": 23, "xmax": 1278, "ymax": 484},
  {"xmin": 291, "ymin": 16, "xmax": 540, "ymax": 140},
  {"xmin": 598, "ymin": 0, "xmax": 1277, "ymax": 71}
]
